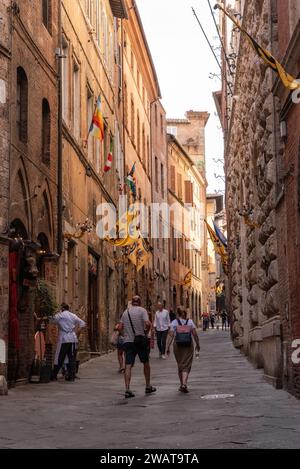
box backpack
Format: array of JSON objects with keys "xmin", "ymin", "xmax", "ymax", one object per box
[{"xmin": 175, "ymin": 319, "xmax": 192, "ymax": 347}]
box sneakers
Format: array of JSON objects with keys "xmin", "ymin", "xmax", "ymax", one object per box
[
  {"xmin": 125, "ymin": 390, "xmax": 135, "ymax": 399},
  {"xmin": 161, "ymin": 354, "xmax": 166, "ymax": 359}
]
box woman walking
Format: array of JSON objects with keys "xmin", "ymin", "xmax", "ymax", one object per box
[{"xmin": 166, "ymin": 307, "xmax": 200, "ymax": 393}]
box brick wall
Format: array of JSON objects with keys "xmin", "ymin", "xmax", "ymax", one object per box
[
  {"xmin": 7, "ymin": 0, "xmax": 59, "ymax": 381},
  {"xmin": 0, "ymin": 0, "xmax": 11, "ymax": 379}
]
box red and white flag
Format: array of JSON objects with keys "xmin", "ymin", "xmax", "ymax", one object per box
[{"xmin": 104, "ymin": 140, "xmax": 113, "ymax": 173}]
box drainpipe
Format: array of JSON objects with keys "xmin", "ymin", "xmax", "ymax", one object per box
[{"xmin": 57, "ymin": 0, "xmax": 63, "ymax": 255}]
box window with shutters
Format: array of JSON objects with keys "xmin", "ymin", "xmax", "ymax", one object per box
[
  {"xmin": 103, "ymin": 122, "xmax": 108, "ymax": 169},
  {"xmin": 185, "ymin": 180, "xmax": 193, "ymax": 205},
  {"xmin": 172, "ymin": 227, "xmax": 177, "ymax": 261},
  {"xmin": 177, "ymin": 173, "xmax": 183, "ymax": 200},
  {"xmin": 17, "ymin": 67, "xmax": 28, "ymax": 143},
  {"xmin": 137, "ymin": 111, "xmax": 140, "ymax": 155},
  {"xmin": 170, "ymin": 165, "xmax": 176, "ymax": 193},
  {"xmin": 155, "ymin": 157, "xmax": 158, "ymax": 192},
  {"xmin": 124, "ymin": 80, "xmax": 128, "ymax": 128},
  {"xmin": 42, "ymin": 99, "xmax": 51, "ymax": 166},
  {"xmin": 87, "ymin": 88, "xmax": 94, "ymax": 163},
  {"xmin": 73, "ymin": 60, "xmax": 81, "ymax": 139},
  {"xmin": 142, "ymin": 124, "xmax": 146, "ymax": 164},
  {"xmin": 131, "ymin": 95, "xmax": 135, "ymax": 142},
  {"xmin": 147, "ymin": 136, "xmax": 150, "ymax": 175},
  {"xmin": 161, "ymin": 163, "xmax": 164, "ymax": 197},
  {"xmin": 62, "ymin": 38, "xmax": 69, "ymax": 124}
]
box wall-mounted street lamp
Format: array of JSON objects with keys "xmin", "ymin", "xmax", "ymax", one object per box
[{"xmin": 64, "ymin": 219, "xmax": 93, "ymax": 240}]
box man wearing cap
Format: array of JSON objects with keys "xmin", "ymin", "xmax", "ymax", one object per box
[{"xmin": 119, "ymin": 296, "xmax": 156, "ymax": 399}]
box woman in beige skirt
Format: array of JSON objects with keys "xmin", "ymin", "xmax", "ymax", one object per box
[{"xmin": 166, "ymin": 307, "xmax": 200, "ymax": 393}]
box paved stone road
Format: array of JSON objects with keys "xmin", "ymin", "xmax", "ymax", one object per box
[{"xmin": 1, "ymin": 330, "xmax": 300, "ymax": 449}]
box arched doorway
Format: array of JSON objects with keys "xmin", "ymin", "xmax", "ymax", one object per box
[{"xmin": 8, "ymin": 219, "xmax": 36, "ymax": 384}]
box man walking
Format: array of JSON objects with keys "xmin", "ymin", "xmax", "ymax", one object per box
[
  {"xmin": 51, "ymin": 303, "xmax": 86, "ymax": 382},
  {"xmin": 221, "ymin": 309, "xmax": 228, "ymax": 331},
  {"xmin": 154, "ymin": 302, "xmax": 170, "ymax": 359},
  {"xmin": 120, "ymin": 296, "xmax": 156, "ymax": 399}
]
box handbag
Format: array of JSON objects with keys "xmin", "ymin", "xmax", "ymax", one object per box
[{"xmin": 127, "ymin": 309, "xmax": 148, "ymax": 348}]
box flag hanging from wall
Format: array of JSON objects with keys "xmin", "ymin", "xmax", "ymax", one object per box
[
  {"xmin": 183, "ymin": 270, "xmax": 192, "ymax": 287},
  {"xmin": 104, "ymin": 139, "xmax": 113, "ymax": 173},
  {"xmin": 213, "ymin": 221, "xmax": 228, "ymax": 248},
  {"xmin": 125, "ymin": 163, "xmax": 137, "ymax": 199},
  {"xmin": 205, "ymin": 220, "xmax": 228, "ymax": 275},
  {"xmin": 214, "ymin": 4, "xmax": 300, "ymax": 91},
  {"xmin": 105, "ymin": 206, "xmax": 139, "ymax": 247},
  {"xmin": 128, "ymin": 237, "xmax": 151, "ymax": 272},
  {"xmin": 89, "ymin": 96, "xmax": 105, "ymax": 141}
]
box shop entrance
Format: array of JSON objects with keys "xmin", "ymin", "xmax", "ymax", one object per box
[{"xmin": 88, "ymin": 253, "xmax": 99, "ymax": 352}]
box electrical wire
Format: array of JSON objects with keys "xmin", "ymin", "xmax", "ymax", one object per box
[
  {"xmin": 206, "ymin": 0, "xmax": 234, "ymax": 77},
  {"xmin": 191, "ymin": 7, "xmax": 233, "ymax": 96}
]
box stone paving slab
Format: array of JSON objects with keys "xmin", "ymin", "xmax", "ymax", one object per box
[{"xmin": 0, "ymin": 330, "xmax": 300, "ymax": 449}]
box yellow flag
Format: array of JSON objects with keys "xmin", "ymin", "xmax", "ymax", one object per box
[
  {"xmin": 215, "ymin": 4, "xmax": 300, "ymax": 91},
  {"xmin": 105, "ymin": 206, "xmax": 139, "ymax": 247},
  {"xmin": 183, "ymin": 270, "xmax": 192, "ymax": 287},
  {"xmin": 128, "ymin": 237, "xmax": 151, "ymax": 272}
]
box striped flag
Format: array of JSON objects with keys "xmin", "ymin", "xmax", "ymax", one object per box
[
  {"xmin": 205, "ymin": 220, "xmax": 228, "ymax": 275},
  {"xmin": 213, "ymin": 221, "xmax": 227, "ymax": 248},
  {"xmin": 214, "ymin": 4, "xmax": 300, "ymax": 91},
  {"xmin": 125, "ymin": 163, "xmax": 137, "ymax": 199},
  {"xmin": 89, "ymin": 96, "xmax": 105, "ymax": 141},
  {"xmin": 104, "ymin": 139, "xmax": 113, "ymax": 173}
]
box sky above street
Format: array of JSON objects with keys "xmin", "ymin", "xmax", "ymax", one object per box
[{"xmin": 136, "ymin": 0, "xmax": 225, "ymax": 194}]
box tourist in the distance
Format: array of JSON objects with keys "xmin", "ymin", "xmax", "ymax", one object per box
[{"xmin": 154, "ymin": 302, "xmax": 170, "ymax": 359}]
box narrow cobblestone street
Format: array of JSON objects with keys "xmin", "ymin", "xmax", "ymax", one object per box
[{"xmin": 1, "ymin": 330, "xmax": 300, "ymax": 449}]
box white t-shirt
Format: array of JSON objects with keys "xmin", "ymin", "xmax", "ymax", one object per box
[
  {"xmin": 154, "ymin": 309, "xmax": 170, "ymax": 332},
  {"xmin": 171, "ymin": 318, "xmax": 196, "ymax": 333},
  {"xmin": 52, "ymin": 311, "xmax": 86, "ymax": 343},
  {"xmin": 121, "ymin": 307, "xmax": 149, "ymax": 343}
]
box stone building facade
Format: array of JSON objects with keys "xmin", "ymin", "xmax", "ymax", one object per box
[
  {"xmin": 151, "ymin": 100, "xmax": 169, "ymax": 309},
  {"xmin": 167, "ymin": 112, "xmax": 209, "ymax": 321},
  {"xmin": 7, "ymin": 0, "xmax": 60, "ymax": 384},
  {"xmin": 122, "ymin": 0, "xmax": 161, "ymax": 309},
  {"xmin": 60, "ymin": 0, "xmax": 127, "ymax": 355},
  {"xmin": 168, "ymin": 132, "xmax": 207, "ymax": 324},
  {"xmin": 217, "ymin": 0, "xmax": 300, "ymax": 394},
  {"xmin": 274, "ymin": 0, "xmax": 300, "ymax": 397}
]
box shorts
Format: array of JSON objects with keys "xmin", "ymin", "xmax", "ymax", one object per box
[{"xmin": 123, "ymin": 342, "xmax": 150, "ymax": 366}]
